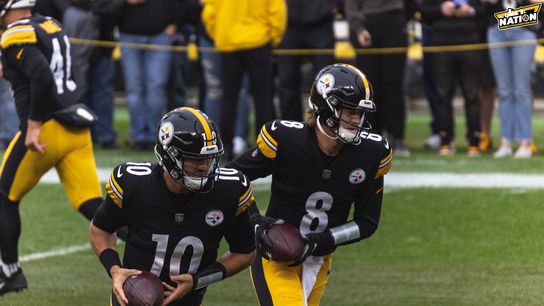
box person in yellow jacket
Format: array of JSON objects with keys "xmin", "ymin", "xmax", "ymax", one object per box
[{"xmin": 202, "ymin": 0, "xmax": 286, "ymax": 160}]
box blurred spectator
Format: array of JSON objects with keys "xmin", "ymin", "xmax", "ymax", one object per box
[
  {"xmin": 118, "ymin": 0, "xmax": 182, "ymax": 150},
  {"xmin": 345, "ymin": 0, "xmax": 411, "ymax": 156},
  {"xmin": 202, "ymin": 0, "xmax": 287, "ymax": 160},
  {"xmin": 32, "ymin": 0, "xmax": 69, "ymax": 20},
  {"xmin": 277, "ymin": 0, "xmax": 336, "ymax": 121},
  {"xmin": 415, "ymin": 0, "xmax": 442, "ymax": 149},
  {"xmin": 483, "ymin": 0, "xmax": 537, "ymax": 158},
  {"xmin": 420, "ymin": 0, "xmax": 483, "ymax": 156},
  {"xmin": 87, "ymin": 0, "xmax": 124, "ymax": 149},
  {"xmin": 478, "ymin": 24, "xmax": 496, "ymax": 153},
  {"xmin": 192, "ymin": 0, "xmax": 251, "ymax": 156},
  {"xmin": 0, "ymin": 75, "xmax": 18, "ymax": 149}
]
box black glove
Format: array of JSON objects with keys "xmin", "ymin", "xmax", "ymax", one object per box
[
  {"xmin": 290, "ymin": 231, "xmax": 336, "ymax": 266},
  {"xmin": 253, "ymin": 216, "xmax": 284, "ymax": 260}
]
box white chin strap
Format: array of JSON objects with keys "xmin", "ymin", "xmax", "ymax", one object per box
[
  {"xmin": 337, "ymin": 127, "xmax": 359, "ymax": 143},
  {"xmin": 182, "ymin": 174, "xmax": 208, "ymax": 191},
  {"xmin": 316, "ymin": 116, "xmax": 338, "ymax": 140}
]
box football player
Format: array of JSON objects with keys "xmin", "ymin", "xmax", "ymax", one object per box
[
  {"xmin": 0, "ymin": 0, "xmax": 108, "ymax": 295},
  {"xmin": 90, "ymin": 107, "xmax": 256, "ymax": 306},
  {"xmin": 227, "ymin": 64, "xmax": 392, "ymax": 306}
]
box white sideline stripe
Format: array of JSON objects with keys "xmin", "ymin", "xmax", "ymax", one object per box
[
  {"xmin": 38, "ymin": 169, "xmax": 544, "ymax": 189},
  {"xmin": 20, "ymin": 243, "xmax": 90, "ymax": 263}
]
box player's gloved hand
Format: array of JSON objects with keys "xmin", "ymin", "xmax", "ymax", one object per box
[
  {"xmin": 290, "ymin": 231, "xmax": 336, "ymax": 266},
  {"xmin": 253, "ymin": 216, "xmax": 284, "ymax": 260}
]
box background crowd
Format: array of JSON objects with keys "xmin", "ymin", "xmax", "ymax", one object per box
[{"xmin": 1, "ymin": 0, "xmax": 543, "ymax": 159}]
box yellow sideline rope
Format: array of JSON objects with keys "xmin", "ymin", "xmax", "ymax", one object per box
[{"xmin": 69, "ymin": 37, "xmax": 544, "ymax": 63}]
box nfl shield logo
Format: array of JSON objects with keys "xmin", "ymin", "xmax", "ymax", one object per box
[
  {"xmin": 174, "ymin": 213, "xmax": 184, "ymax": 224},
  {"xmin": 322, "ymin": 169, "xmax": 332, "ymax": 180}
]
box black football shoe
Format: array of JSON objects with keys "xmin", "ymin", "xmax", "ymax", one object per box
[{"xmin": 0, "ymin": 269, "xmax": 28, "ymax": 295}]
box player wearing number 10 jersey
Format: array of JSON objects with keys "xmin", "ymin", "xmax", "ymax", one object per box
[
  {"xmin": 227, "ymin": 64, "xmax": 393, "ymax": 306},
  {"xmin": 0, "ymin": 0, "xmax": 103, "ymax": 295},
  {"xmin": 90, "ymin": 108, "xmax": 255, "ymax": 306}
]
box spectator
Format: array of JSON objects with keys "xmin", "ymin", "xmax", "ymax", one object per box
[
  {"xmin": 420, "ymin": 0, "xmax": 484, "ymax": 156},
  {"xmin": 484, "ymin": 0, "xmax": 537, "ymax": 158},
  {"xmin": 277, "ymin": 0, "xmax": 337, "ymax": 121},
  {"xmin": 345, "ymin": 0, "xmax": 411, "ymax": 156},
  {"xmin": 193, "ymin": 0, "xmax": 252, "ymax": 156},
  {"xmin": 118, "ymin": 0, "xmax": 181, "ymax": 150},
  {"xmin": 84, "ymin": 0, "xmax": 124, "ymax": 149},
  {"xmin": 202, "ymin": 0, "xmax": 287, "ymax": 160},
  {"xmin": 0, "ymin": 76, "xmax": 19, "ymax": 149}
]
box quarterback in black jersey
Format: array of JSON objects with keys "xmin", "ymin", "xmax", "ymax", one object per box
[
  {"xmin": 0, "ymin": 0, "xmax": 104, "ymax": 295},
  {"xmin": 227, "ymin": 64, "xmax": 392, "ymax": 306},
  {"xmin": 90, "ymin": 108, "xmax": 255, "ymax": 306}
]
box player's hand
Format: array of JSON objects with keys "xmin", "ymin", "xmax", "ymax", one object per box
[
  {"xmin": 25, "ymin": 119, "xmax": 46, "ymax": 153},
  {"xmin": 357, "ymin": 30, "xmax": 372, "ymax": 47},
  {"xmin": 126, "ymin": 0, "xmax": 146, "ymax": 5},
  {"xmin": 440, "ymin": 1, "xmax": 456, "ymax": 16},
  {"xmin": 111, "ymin": 266, "xmax": 142, "ymax": 306},
  {"xmin": 162, "ymin": 274, "xmax": 193, "ymax": 306},
  {"xmin": 455, "ymin": 3, "xmax": 475, "ymax": 17},
  {"xmin": 290, "ymin": 232, "xmax": 336, "ymax": 266},
  {"xmin": 254, "ymin": 216, "xmax": 284, "ymax": 260}
]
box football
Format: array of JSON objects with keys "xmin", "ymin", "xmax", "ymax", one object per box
[
  {"xmin": 266, "ymin": 223, "xmax": 305, "ymax": 262},
  {"xmin": 123, "ymin": 271, "xmax": 164, "ymax": 306}
]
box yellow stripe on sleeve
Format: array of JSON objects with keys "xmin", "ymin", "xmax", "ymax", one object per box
[
  {"xmin": 236, "ymin": 194, "xmax": 254, "ymax": 216},
  {"xmin": 374, "ymin": 161, "xmax": 392, "ymax": 179},
  {"xmin": 105, "ymin": 180, "xmax": 123, "ymax": 208},
  {"xmin": 257, "ymin": 133, "xmax": 277, "ymax": 159},
  {"xmin": 39, "ymin": 20, "xmax": 61, "ymax": 34},
  {"xmin": 110, "ymin": 174, "xmax": 124, "ymax": 196},
  {"xmin": 1, "ymin": 26, "xmax": 37, "ymax": 49}
]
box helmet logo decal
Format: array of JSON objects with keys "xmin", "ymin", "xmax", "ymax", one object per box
[
  {"xmin": 205, "ymin": 210, "xmax": 224, "ymax": 226},
  {"xmin": 159, "ymin": 122, "xmax": 174, "ymax": 145},
  {"xmin": 349, "ymin": 168, "xmax": 366, "ymax": 184},
  {"xmin": 317, "ymin": 73, "xmax": 335, "ymax": 96}
]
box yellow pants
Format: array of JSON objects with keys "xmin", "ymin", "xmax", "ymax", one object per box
[
  {"xmin": 0, "ymin": 119, "xmax": 102, "ymax": 208},
  {"xmin": 250, "ymin": 252, "xmax": 332, "ymax": 306}
]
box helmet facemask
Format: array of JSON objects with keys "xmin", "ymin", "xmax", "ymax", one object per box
[{"xmin": 319, "ymin": 93, "xmax": 376, "ymax": 145}]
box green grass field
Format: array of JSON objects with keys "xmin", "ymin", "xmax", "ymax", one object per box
[{"xmin": 2, "ymin": 109, "xmax": 544, "ymax": 305}]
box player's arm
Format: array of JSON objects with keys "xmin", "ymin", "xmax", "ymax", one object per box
[
  {"xmin": 293, "ymin": 145, "xmax": 392, "ymax": 265},
  {"xmin": 226, "ymin": 121, "xmax": 280, "ymax": 180},
  {"xmin": 90, "ymin": 165, "xmax": 141, "ymax": 305},
  {"xmin": 4, "ymin": 42, "xmax": 53, "ymax": 152}
]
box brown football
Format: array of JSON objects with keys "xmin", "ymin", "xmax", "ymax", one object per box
[
  {"xmin": 123, "ymin": 271, "xmax": 164, "ymax": 306},
  {"xmin": 266, "ymin": 223, "xmax": 305, "ymax": 262}
]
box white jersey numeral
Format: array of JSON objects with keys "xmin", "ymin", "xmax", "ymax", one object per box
[
  {"xmin": 151, "ymin": 234, "xmax": 204, "ymax": 276},
  {"xmin": 50, "ymin": 36, "xmax": 76, "ymax": 94},
  {"xmin": 299, "ymin": 191, "xmax": 333, "ymax": 235}
]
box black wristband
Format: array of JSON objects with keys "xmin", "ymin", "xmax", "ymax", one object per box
[
  {"xmin": 191, "ymin": 262, "xmax": 226, "ymax": 290},
  {"xmin": 99, "ymin": 248, "xmax": 121, "ymax": 278}
]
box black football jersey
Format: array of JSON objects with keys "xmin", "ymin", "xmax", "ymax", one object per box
[
  {"xmin": 92, "ymin": 163, "xmax": 254, "ymax": 304},
  {"xmin": 1, "ymin": 14, "xmax": 80, "ymax": 123},
  {"xmin": 228, "ymin": 120, "xmax": 392, "ymax": 237}
]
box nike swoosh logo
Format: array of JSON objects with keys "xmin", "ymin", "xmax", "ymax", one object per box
[
  {"xmin": 241, "ymin": 175, "xmax": 248, "ymax": 187},
  {"xmin": 271, "ymin": 121, "xmax": 278, "ymax": 131},
  {"xmin": 0, "ymin": 282, "xmax": 5, "ymax": 290},
  {"xmin": 117, "ymin": 166, "xmax": 123, "ymax": 178},
  {"xmin": 385, "ymin": 139, "xmax": 390, "ymax": 150}
]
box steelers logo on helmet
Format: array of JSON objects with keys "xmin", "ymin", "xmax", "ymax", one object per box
[
  {"xmin": 205, "ymin": 210, "xmax": 224, "ymax": 227},
  {"xmin": 316, "ymin": 73, "xmax": 335, "ymax": 96},
  {"xmin": 158, "ymin": 122, "xmax": 174, "ymax": 146}
]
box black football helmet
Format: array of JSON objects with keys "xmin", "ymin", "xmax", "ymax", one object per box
[
  {"xmin": 308, "ymin": 63, "xmax": 375, "ymax": 145},
  {"xmin": 154, "ymin": 107, "xmax": 223, "ymax": 192},
  {"xmin": 0, "ymin": 0, "xmax": 35, "ymax": 17}
]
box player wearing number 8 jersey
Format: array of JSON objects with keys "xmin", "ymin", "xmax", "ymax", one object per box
[
  {"xmin": 227, "ymin": 64, "xmax": 392, "ymax": 306},
  {"xmin": 90, "ymin": 107, "xmax": 255, "ymax": 306},
  {"xmin": 0, "ymin": 0, "xmax": 104, "ymax": 295}
]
